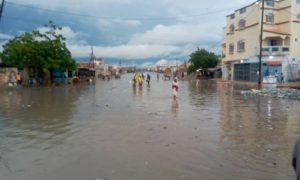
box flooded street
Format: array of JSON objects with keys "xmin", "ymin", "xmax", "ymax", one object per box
[{"xmin": 1, "ymin": 73, "xmax": 300, "ymax": 180}]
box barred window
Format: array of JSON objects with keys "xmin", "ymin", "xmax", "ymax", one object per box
[
  {"xmin": 229, "ymin": 24, "xmax": 235, "ymax": 33},
  {"xmin": 237, "ymin": 40, "xmax": 245, "ymax": 52},
  {"xmin": 240, "ymin": 7, "xmax": 246, "ymax": 14},
  {"xmin": 229, "ymin": 44, "xmax": 234, "ymax": 54},
  {"xmin": 266, "ymin": 13, "xmax": 274, "ymax": 23},
  {"xmin": 266, "ymin": 0, "xmax": 275, "ymax": 7},
  {"xmin": 238, "ymin": 19, "xmax": 246, "ymax": 29}
]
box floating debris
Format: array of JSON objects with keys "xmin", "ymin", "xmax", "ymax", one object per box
[{"xmin": 241, "ymin": 89, "xmax": 300, "ymax": 100}]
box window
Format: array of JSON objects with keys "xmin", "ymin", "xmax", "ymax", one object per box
[
  {"xmin": 266, "ymin": 0, "xmax": 275, "ymax": 7},
  {"xmin": 269, "ymin": 39, "xmax": 278, "ymax": 46},
  {"xmin": 229, "ymin": 44, "xmax": 234, "ymax": 54},
  {"xmin": 282, "ymin": 47, "xmax": 289, "ymax": 52},
  {"xmin": 266, "ymin": 13, "xmax": 274, "ymax": 23},
  {"xmin": 297, "ymin": 0, "xmax": 300, "ymax": 4},
  {"xmin": 237, "ymin": 40, "xmax": 245, "ymax": 52},
  {"xmin": 272, "ymin": 47, "xmax": 279, "ymax": 52},
  {"xmin": 229, "ymin": 24, "xmax": 235, "ymax": 33},
  {"xmin": 240, "ymin": 7, "xmax": 246, "ymax": 14},
  {"xmin": 262, "ymin": 47, "xmax": 269, "ymax": 52},
  {"xmin": 238, "ymin": 19, "xmax": 246, "ymax": 29},
  {"xmin": 230, "ymin": 14, "xmax": 235, "ymax": 19},
  {"xmin": 297, "ymin": 14, "xmax": 300, "ymax": 20}
]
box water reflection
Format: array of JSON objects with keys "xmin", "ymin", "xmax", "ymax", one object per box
[
  {"xmin": 218, "ymin": 82, "xmax": 295, "ymax": 179},
  {"xmin": 188, "ymin": 80, "xmax": 216, "ymax": 108},
  {"xmin": 0, "ymin": 86, "xmax": 85, "ymax": 148},
  {"xmin": 1, "ymin": 76, "xmax": 300, "ymax": 180},
  {"xmin": 171, "ymin": 98, "xmax": 178, "ymax": 115},
  {"xmin": 132, "ymin": 84, "xmax": 137, "ymax": 97},
  {"xmin": 138, "ymin": 86, "xmax": 143, "ymax": 96}
]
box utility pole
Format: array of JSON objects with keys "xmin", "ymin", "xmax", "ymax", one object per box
[
  {"xmin": 0, "ymin": 0, "xmax": 5, "ymax": 23},
  {"xmin": 258, "ymin": 0, "xmax": 265, "ymax": 88},
  {"xmin": 90, "ymin": 46, "xmax": 94, "ymax": 61}
]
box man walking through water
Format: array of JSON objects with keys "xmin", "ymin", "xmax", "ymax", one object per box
[
  {"xmin": 146, "ymin": 74, "xmax": 151, "ymax": 86},
  {"xmin": 172, "ymin": 77, "xmax": 179, "ymax": 98}
]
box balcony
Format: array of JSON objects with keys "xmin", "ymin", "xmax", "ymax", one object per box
[{"xmin": 261, "ymin": 46, "xmax": 289, "ymax": 56}]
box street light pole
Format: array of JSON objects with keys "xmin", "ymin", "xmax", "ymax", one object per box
[{"xmin": 258, "ymin": 0, "xmax": 265, "ymax": 88}]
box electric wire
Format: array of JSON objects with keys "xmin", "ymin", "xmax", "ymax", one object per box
[{"xmin": 5, "ymin": 1, "xmax": 240, "ymax": 21}]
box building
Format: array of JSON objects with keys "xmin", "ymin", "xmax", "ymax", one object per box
[
  {"xmin": 222, "ymin": 0, "xmax": 300, "ymax": 82},
  {"xmin": 0, "ymin": 61, "xmax": 18, "ymax": 87}
]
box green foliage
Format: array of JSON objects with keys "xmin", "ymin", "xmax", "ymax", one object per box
[
  {"xmin": 1, "ymin": 21, "xmax": 76, "ymax": 71},
  {"xmin": 187, "ymin": 64, "xmax": 196, "ymax": 74},
  {"xmin": 188, "ymin": 48, "xmax": 218, "ymax": 73}
]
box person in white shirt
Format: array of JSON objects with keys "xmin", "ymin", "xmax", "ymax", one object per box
[{"xmin": 172, "ymin": 78, "xmax": 179, "ymax": 98}]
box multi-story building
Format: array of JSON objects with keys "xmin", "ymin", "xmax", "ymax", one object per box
[{"xmin": 222, "ymin": 0, "xmax": 300, "ymax": 81}]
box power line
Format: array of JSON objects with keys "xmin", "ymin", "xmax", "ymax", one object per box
[
  {"xmin": 1, "ymin": 15, "xmax": 143, "ymax": 37},
  {"xmin": 5, "ymin": 1, "xmax": 239, "ymax": 21}
]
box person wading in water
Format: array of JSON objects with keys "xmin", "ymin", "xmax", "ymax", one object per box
[
  {"xmin": 172, "ymin": 77, "xmax": 179, "ymax": 98},
  {"xmin": 146, "ymin": 74, "xmax": 151, "ymax": 86}
]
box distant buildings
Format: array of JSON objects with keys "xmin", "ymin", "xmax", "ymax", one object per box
[{"xmin": 222, "ymin": 0, "xmax": 300, "ymax": 82}]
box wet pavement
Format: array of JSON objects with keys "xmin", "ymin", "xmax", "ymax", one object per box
[{"xmin": 0, "ymin": 73, "xmax": 300, "ymax": 180}]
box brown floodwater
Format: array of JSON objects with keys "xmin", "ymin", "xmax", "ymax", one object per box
[{"xmin": 0, "ymin": 73, "xmax": 300, "ymax": 180}]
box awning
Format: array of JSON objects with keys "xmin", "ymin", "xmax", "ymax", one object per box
[{"xmin": 264, "ymin": 61, "xmax": 282, "ymax": 66}]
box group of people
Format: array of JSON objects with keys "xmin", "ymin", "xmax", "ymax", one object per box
[
  {"xmin": 264, "ymin": 69, "xmax": 284, "ymax": 83},
  {"xmin": 132, "ymin": 73, "xmax": 151, "ymax": 88},
  {"xmin": 132, "ymin": 72, "xmax": 179, "ymax": 98}
]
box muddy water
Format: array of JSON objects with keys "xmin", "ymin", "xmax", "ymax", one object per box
[{"xmin": 0, "ymin": 73, "xmax": 300, "ymax": 180}]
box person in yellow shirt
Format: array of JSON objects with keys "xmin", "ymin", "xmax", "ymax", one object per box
[{"xmin": 138, "ymin": 74, "xmax": 143, "ymax": 87}]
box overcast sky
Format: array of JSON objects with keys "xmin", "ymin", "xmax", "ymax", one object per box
[{"xmin": 0, "ymin": 0, "xmax": 251, "ymax": 64}]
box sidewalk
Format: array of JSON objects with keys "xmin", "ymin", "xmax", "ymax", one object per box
[
  {"xmin": 277, "ymin": 82, "xmax": 300, "ymax": 89},
  {"xmin": 218, "ymin": 79, "xmax": 300, "ymax": 90}
]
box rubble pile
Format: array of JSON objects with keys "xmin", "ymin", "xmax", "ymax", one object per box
[{"xmin": 241, "ymin": 89, "xmax": 300, "ymax": 100}]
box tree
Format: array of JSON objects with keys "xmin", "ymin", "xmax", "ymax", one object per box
[
  {"xmin": 1, "ymin": 21, "xmax": 76, "ymax": 73},
  {"xmin": 188, "ymin": 48, "xmax": 219, "ymax": 73}
]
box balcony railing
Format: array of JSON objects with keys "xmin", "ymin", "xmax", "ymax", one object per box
[{"xmin": 261, "ymin": 46, "xmax": 289, "ymax": 56}]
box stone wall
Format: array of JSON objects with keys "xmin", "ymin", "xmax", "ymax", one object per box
[{"xmin": 0, "ymin": 68, "xmax": 18, "ymax": 87}]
